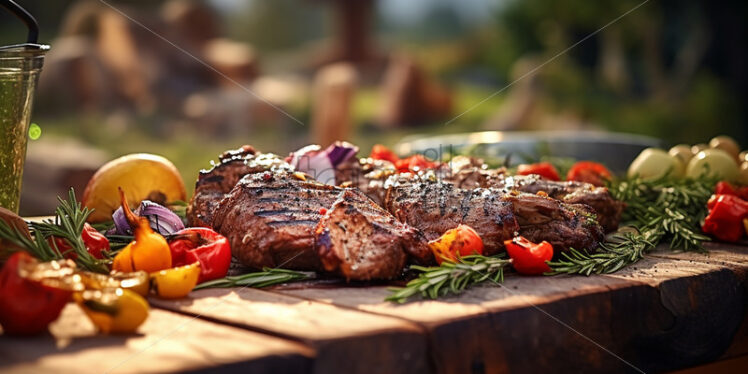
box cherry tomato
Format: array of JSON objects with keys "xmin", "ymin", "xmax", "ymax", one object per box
[
  {"xmin": 395, "ymin": 154, "xmax": 439, "ymax": 172},
  {"xmin": 517, "ymin": 162, "xmax": 560, "ymax": 181},
  {"xmin": 566, "ymin": 161, "xmax": 612, "ymax": 186},
  {"xmin": 428, "ymin": 224, "xmax": 484, "ymax": 264},
  {"xmin": 370, "ymin": 144, "xmax": 399, "ymax": 164},
  {"xmin": 504, "ymin": 236, "xmax": 553, "ymax": 275}
]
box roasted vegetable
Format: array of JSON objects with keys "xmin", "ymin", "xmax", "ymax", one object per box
[
  {"xmin": 566, "ymin": 161, "xmax": 612, "ymax": 186},
  {"xmin": 0, "ymin": 253, "xmax": 79, "ymax": 335},
  {"xmin": 74, "ymin": 287, "xmax": 149, "ymax": 334},
  {"xmin": 428, "ymin": 224, "xmax": 484, "ymax": 265},
  {"xmin": 702, "ymin": 194, "xmax": 748, "ymax": 242},
  {"xmin": 168, "ymin": 227, "xmax": 231, "ymax": 283},
  {"xmin": 686, "ymin": 149, "xmax": 739, "ymax": 181},
  {"xmin": 504, "ymin": 236, "xmax": 553, "ymax": 275},
  {"xmin": 517, "ymin": 162, "xmax": 560, "ymax": 181},
  {"xmin": 111, "ymin": 188, "xmax": 171, "ymax": 273},
  {"xmin": 150, "ymin": 262, "xmax": 200, "ymax": 299}
]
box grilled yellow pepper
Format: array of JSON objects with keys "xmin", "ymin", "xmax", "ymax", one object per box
[
  {"xmin": 151, "ymin": 262, "xmax": 200, "ymax": 299},
  {"xmin": 112, "ymin": 188, "xmax": 172, "ymax": 273},
  {"xmin": 79, "ymin": 270, "xmax": 150, "ymax": 297},
  {"xmin": 74, "ymin": 287, "xmax": 149, "ymax": 334}
]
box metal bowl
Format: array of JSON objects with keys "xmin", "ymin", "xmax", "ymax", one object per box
[{"xmin": 395, "ymin": 131, "xmax": 661, "ymax": 174}]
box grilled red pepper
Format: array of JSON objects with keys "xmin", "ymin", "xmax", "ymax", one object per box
[
  {"xmin": 168, "ymin": 227, "xmax": 231, "ymax": 283},
  {"xmin": 517, "ymin": 162, "xmax": 561, "ymax": 181},
  {"xmin": 566, "ymin": 161, "xmax": 612, "ymax": 186},
  {"xmin": 504, "ymin": 236, "xmax": 553, "ymax": 275},
  {"xmin": 0, "ymin": 252, "xmax": 74, "ymax": 335},
  {"xmin": 714, "ymin": 181, "xmax": 748, "ymax": 200},
  {"xmin": 702, "ymin": 194, "xmax": 748, "ymax": 242},
  {"xmin": 49, "ymin": 223, "xmax": 109, "ymax": 260}
]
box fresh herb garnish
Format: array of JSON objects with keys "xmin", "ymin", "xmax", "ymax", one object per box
[
  {"xmin": 548, "ymin": 175, "xmax": 716, "ymax": 275},
  {"xmin": 0, "ymin": 189, "xmax": 110, "ymax": 273},
  {"xmin": 386, "ymin": 254, "xmax": 511, "ymax": 303},
  {"xmin": 193, "ymin": 267, "xmax": 313, "ymax": 290}
]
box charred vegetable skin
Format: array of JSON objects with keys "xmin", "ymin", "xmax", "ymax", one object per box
[
  {"xmin": 112, "ymin": 188, "xmax": 172, "ymax": 273},
  {"xmin": 168, "ymin": 227, "xmax": 231, "ymax": 283},
  {"xmin": 428, "ymin": 224, "xmax": 484, "ymax": 264}
]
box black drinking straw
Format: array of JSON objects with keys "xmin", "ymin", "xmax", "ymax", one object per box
[{"xmin": 0, "ymin": 0, "xmax": 39, "ymax": 44}]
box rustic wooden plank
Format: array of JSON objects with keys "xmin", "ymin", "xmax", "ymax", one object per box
[
  {"xmin": 151, "ymin": 288, "xmax": 430, "ymax": 374},
  {"xmin": 0, "ymin": 303, "xmax": 313, "ymax": 374},
  {"xmin": 274, "ymin": 272, "xmax": 642, "ymax": 374},
  {"xmin": 272, "ymin": 249, "xmax": 748, "ymax": 374}
]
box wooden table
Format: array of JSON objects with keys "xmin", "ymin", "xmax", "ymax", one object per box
[{"xmin": 2, "ymin": 242, "xmax": 747, "ymax": 374}]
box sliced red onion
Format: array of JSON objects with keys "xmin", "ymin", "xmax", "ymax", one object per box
[
  {"xmin": 288, "ymin": 141, "xmax": 359, "ymax": 185},
  {"xmin": 110, "ymin": 200, "xmax": 184, "ymax": 235}
]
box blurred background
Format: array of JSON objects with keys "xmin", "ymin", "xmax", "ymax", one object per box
[{"xmin": 2, "ymin": 0, "xmax": 746, "ymax": 214}]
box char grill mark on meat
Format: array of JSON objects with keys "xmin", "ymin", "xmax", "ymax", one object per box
[
  {"xmin": 384, "ymin": 175, "xmax": 604, "ymax": 254},
  {"xmin": 316, "ymin": 189, "xmax": 428, "ymax": 280},
  {"xmin": 499, "ymin": 191, "xmax": 604, "ymax": 252},
  {"xmin": 186, "ymin": 145, "xmax": 293, "ymax": 227},
  {"xmin": 440, "ymin": 159, "xmax": 623, "ymax": 233},
  {"xmin": 212, "ymin": 172, "xmax": 340, "ymax": 271},
  {"xmin": 384, "ymin": 178, "xmax": 519, "ymax": 256},
  {"xmin": 488, "ymin": 175, "xmax": 624, "ymax": 232}
]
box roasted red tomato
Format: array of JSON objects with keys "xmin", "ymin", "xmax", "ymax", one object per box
[
  {"xmin": 428, "ymin": 224, "xmax": 484, "ymax": 264},
  {"xmin": 0, "ymin": 252, "xmax": 76, "ymax": 335},
  {"xmin": 504, "ymin": 236, "xmax": 553, "ymax": 275},
  {"xmin": 370, "ymin": 144, "xmax": 399, "ymax": 164},
  {"xmin": 566, "ymin": 161, "xmax": 612, "ymax": 186},
  {"xmin": 395, "ymin": 154, "xmax": 439, "ymax": 172},
  {"xmin": 517, "ymin": 162, "xmax": 560, "ymax": 181},
  {"xmin": 168, "ymin": 227, "xmax": 231, "ymax": 283}
]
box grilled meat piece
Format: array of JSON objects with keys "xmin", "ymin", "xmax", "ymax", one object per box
[
  {"xmin": 384, "ymin": 176, "xmax": 519, "ymax": 256},
  {"xmin": 187, "ymin": 146, "xmax": 293, "ymax": 227},
  {"xmin": 441, "ymin": 158, "xmax": 623, "ymax": 232},
  {"xmin": 316, "ymin": 189, "xmax": 429, "ymax": 280},
  {"xmin": 212, "ymin": 171, "xmax": 340, "ymax": 270},
  {"xmin": 487, "ymin": 175, "xmax": 624, "ymax": 232},
  {"xmin": 384, "ymin": 175, "xmax": 604, "ymax": 253},
  {"xmin": 501, "ymin": 191, "xmax": 604, "ymax": 252}
]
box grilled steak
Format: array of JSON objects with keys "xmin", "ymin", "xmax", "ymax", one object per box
[
  {"xmin": 500, "ymin": 191, "xmax": 604, "ymax": 252},
  {"xmin": 440, "ymin": 158, "xmax": 623, "ymax": 232},
  {"xmin": 212, "ymin": 171, "xmax": 340, "ymax": 270},
  {"xmin": 384, "ymin": 174, "xmax": 604, "ymax": 253},
  {"xmin": 383, "ymin": 176, "xmax": 519, "ymax": 256},
  {"xmin": 316, "ymin": 189, "xmax": 429, "ymax": 280},
  {"xmin": 486, "ymin": 175, "xmax": 624, "ymax": 232},
  {"xmin": 187, "ymin": 146, "xmax": 292, "ymax": 227}
]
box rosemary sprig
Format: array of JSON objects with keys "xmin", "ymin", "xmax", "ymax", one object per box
[
  {"xmin": 193, "ymin": 267, "xmax": 313, "ymax": 290},
  {"xmin": 30, "ymin": 189, "xmax": 110, "ymax": 273},
  {"xmin": 548, "ymin": 175, "xmax": 716, "ymax": 275},
  {"xmin": 386, "ymin": 254, "xmax": 511, "ymax": 303}
]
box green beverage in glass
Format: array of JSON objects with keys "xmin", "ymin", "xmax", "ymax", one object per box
[{"xmin": 0, "ymin": 0, "xmax": 49, "ymax": 213}]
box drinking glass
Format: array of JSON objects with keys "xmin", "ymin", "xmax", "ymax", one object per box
[{"xmin": 0, "ymin": 44, "xmax": 48, "ymax": 212}]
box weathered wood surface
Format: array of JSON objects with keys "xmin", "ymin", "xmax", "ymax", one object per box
[
  {"xmin": 3, "ymin": 242, "xmax": 747, "ymax": 374},
  {"xmin": 0, "ymin": 304, "xmax": 313, "ymax": 374},
  {"xmin": 150, "ymin": 288, "xmax": 430, "ymax": 374},
  {"xmin": 155, "ymin": 243, "xmax": 748, "ymax": 374}
]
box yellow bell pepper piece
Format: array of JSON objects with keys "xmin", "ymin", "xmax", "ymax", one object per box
[
  {"xmin": 74, "ymin": 288, "xmax": 149, "ymax": 334},
  {"xmin": 151, "ymin": 262, "xmax": 200, "ymax": 299},
  {"xmin": 111, "ymin": 188, "xmax": 172, "ymax": 273},
  {"xmin": 79, "ymin": 270, "xmax": 150, "ymax": 297}
]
